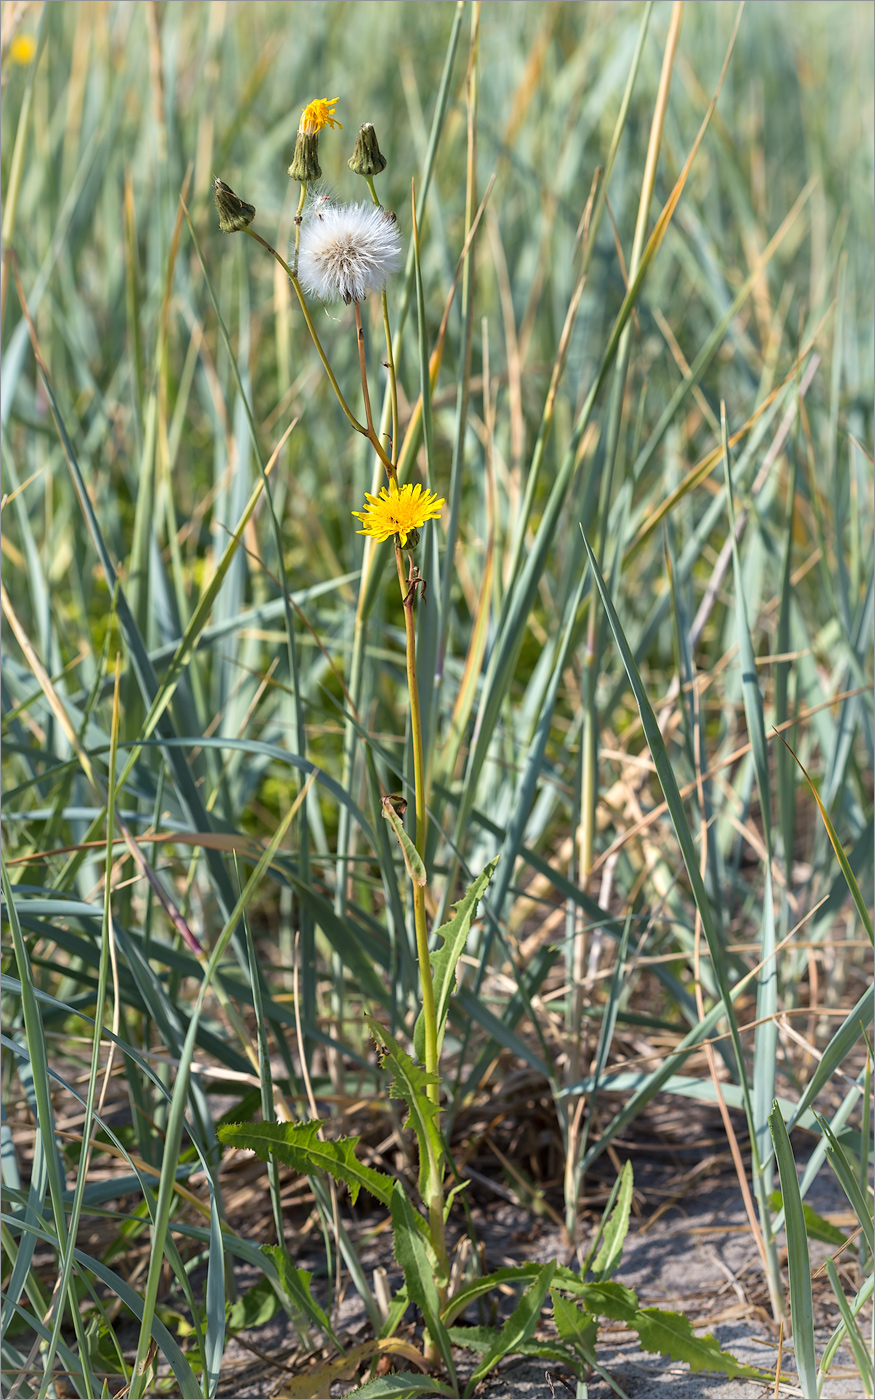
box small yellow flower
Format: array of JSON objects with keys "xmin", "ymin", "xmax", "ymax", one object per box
[
  {"xmin": 352, "ymin": 482, "xmax": 445, "ymax": 547},
  {"xmin": 299, "ymin": 97, "xmax": 341, "ymax": 136},
  {"xmin": 9, "ymin": 34, "xmax": 37, "ymax": 65}
]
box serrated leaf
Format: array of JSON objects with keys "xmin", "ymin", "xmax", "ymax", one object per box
[
  {"xmin": 590, "ymin": 1160, "xmax": 633, "ymax": 1281},
  {"xmin": 463, "ymin": 1260, "xmax": 556, "ymax": 1396},
  {"xmin": 381, "ymin": 797, "xmax": 428, "ymax": 887},
  {"xmin": 367, "ymin": 1017, "xmax": 442, "ymax": 1205},
  {"xmin": 217, "ymin": 1120, "xmax": 397, "ymax": 1213},
  {"xmin": 261, "ymin": 1245, "xmax": 338, "ymax": 1349},
  {"xmin": 414, "ymin": 857, "xmax": 499, "ymax": 1062},
  {"xmin": 631, "ymin": 1307, "xmax": 771, "ymax": 1380},
  {"xmin": 390, "ymin": 1182, "xmax": 456, "ymax": 1391},
  {"xmin": 550, "ymin": 1290, "xmax": 598, "ymax": 1359},
  {"xmin": 574, "ymin": 1280, "xmax": 638, "ymax": 1321}
]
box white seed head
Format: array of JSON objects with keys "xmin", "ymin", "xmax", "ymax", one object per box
[{"xmin": 296, "ymin": 201, "xmax": 403, "ymax": 305}]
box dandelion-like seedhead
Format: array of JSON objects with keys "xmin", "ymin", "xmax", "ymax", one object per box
[
  {"xmin": 352, "ymin": 482, "xmax": 445, "ymax": 547},
  {"xmin": 297, "ymin": 201, "xmax": 402, "ymax": 305}
]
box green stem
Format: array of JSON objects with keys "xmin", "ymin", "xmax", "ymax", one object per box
[
  {"xmin": 242, "ymin": 225, "xmax": 370, "ymax": 441},
  {"xmin": 395, "ymin": 540, "xmax": 446, "ymax": 1277},
  {"xmin": 363, "ymin": 174, "xmax": 400, "ymax": 463}
]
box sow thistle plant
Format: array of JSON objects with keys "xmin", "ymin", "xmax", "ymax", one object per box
[{"xmin": 207, "ymin": 98, "xmax": 772, "ymax": 1400}]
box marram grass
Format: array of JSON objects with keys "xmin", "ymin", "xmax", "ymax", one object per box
[{"xmin": 1, "ymin": 2, "xmax": 872, "ymax": 1397}]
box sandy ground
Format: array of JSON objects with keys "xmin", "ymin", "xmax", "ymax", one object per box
[{"xmin": 215, "ymin": 1160, "xmax": 868, "ymax": 1399}]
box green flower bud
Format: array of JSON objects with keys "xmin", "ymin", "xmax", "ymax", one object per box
[
  {"xmin": 288, "ymin": 131, "xmax": 322, "ymax": 183},
  {"xmin": 214, "ymin": 178, "xmax": 255, "ymax": 233},
  {"xmin": 348, "ymin": 122, "xmax": 387, "ymax": 177}
]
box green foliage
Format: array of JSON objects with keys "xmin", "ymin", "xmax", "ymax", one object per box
[
  {"xmin": 367, "ymin": 1017, "xmax": 443, "ymax": 1205},
  {"xmin": 2, "ymin": 1, "xmax": 872, "ymax": 1395},
  {"xmin": 261, "ymin": 1245, "xmax": 339, "ymax": 1348},
  {"xmin": 390, "ymin": 1187, "xmax": 456, "ymax": 1378},
  {"xmin": 587, "ymin": 1159, "xmax": 634, "ymax": 1282},
  {"xmin": 217, "ymin": 1120, "xmax": 397, "ymax": 1211},
  {"xmin": 463, "ymin": 1261, "xmax": 557, "ymax": 1396},
  {"xmin": 630, "ymin": 1308, "xmax": 771, "ymax": 1380},
  {"xmin": 413, "ymin": 856, "xmax": 499, "ymax": 1063}
]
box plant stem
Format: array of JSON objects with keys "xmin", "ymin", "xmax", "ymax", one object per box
[
  {"xmin": 242, "ymin": 225, "xmax": 368, "ymax": 439},
  {"xmin": 395, "ymin": 539, "xmax": 446, "ymax": 1276},
  {"xmin": 363, "ymin": 173, "xmax": 400, "ymax": 466}
]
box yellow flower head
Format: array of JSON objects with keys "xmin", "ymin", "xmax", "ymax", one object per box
[
  {"xmin": 352, "ymin": 482, "xmax": 445, "ymax": 547},
  {"xmin": 299, "ymin": 97, "xmax": 341, "ymax": 136},
  {"xmin": 9, "ymin": 34, "xmax": 37, "ymax": 65}
]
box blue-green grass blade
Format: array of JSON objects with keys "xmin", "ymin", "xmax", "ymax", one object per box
[
  {"xmin": 815, "ymin": 1113, "xmax": 874, "ymax": 1256},
  {"xmin": 580, "ymin": 532, "xmax": 757, "ymax": 1136},
  {"xmin": 1, "ymin": 855, "xmax": 97, "ymax": 1399},
  {"xmin": 768, "ymin": 1103, "xmax": 817, "ymax": 1397},
  {"xmin": 127, "ymin": 792, "xmax": 301, "ymax": 1398},
  {"xmin": 824, "ymin": 1257, "xmax": 874, "ymax": 1393}
]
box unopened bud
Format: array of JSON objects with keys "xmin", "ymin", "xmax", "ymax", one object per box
[
  {"xmin": 404, "ymin": 527, "xmax": 420, "ymax": 549},
  {"xmin": 215, "ymin": 178, "xmax": 255, "ymax": 233},
  {"xmin": 288, "ymin": 132, "xmax": 322, "ymax": 183},
  {"xmin": 348, "ymin": 122, "xmax": 387, "ymax": 177}
]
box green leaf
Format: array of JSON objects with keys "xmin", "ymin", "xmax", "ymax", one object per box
[
  {"xmin": 343, "ymin": 1376, "xmax": 455, "ymax": 1400},
  {"xmin": 463, "ymin": 1260, "xmax": 557, "ymax": 1396},
  {"xmin": 590, "ymin": 1161, "xmax": 634, "ymax": 1281},
  {"xmin": 261, "ymin": 1245, "xmax": 339, "ymax": 1349},
  {"xmin": 769, "ymin": 1102, "xmax": 817, "ymax": 1396},
  {"xmin": 441, "ymin": 1264, "xmax": 544, "ymax": 1326},
  {"xmin": 367, "ymin": 1018, "xmax": 442, "ymax": 1206},
  {"xmin": 449, "ymin": 1324, "xmax": 580, "ymax": 1367},
  {"xmin": 575, "ymin": 1281, "xmax": 638, "ymax": 1321},
  {"xmin": 226, "ymin": 1276, "xmax": 282, "ymax": 1333},
  {"xmin": 825, "ymin": 1258, "xmax": 874, "ymax": 1394},
  {"xmin": 631, "ymin": 1307, "xmax": 772, "ymax": 1380},
  {"xmin": 769, "ymin": 1192, "xmax": 848, "ymax": 1249},
  {"xmin": 551, "ymin": 1290, "xmax": 598, "ymax": 1359},
  {"xmin": 381, "ymin": 796, "xmax": 427, "ymax": 887},
  {"xmin": 414, "ymin": 857, "xmax": 499, "ymax": 1062},
  {"xmin": 217, "ymin": 1120, "xmax": 397, "ymax": 1212},
  {"xmin": 390, "ymin": 1182, "xmax": 457, "ymax": 1391}
]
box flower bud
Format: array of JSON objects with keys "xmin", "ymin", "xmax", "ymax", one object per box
[
  {"xmin": 288, "ymin": 131, "xmax": 322, "ymax": 183},
  {"xmin": 348, "ymin": 122, "xmax": 387, "ymax": 177},
  {"xmin": 214, "ymin": 178, "xmax": 255, "ymax": 233}
]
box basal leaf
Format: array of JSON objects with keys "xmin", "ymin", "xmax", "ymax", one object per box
[
  {"xmin": 226, "ymin": 1276, "xmax": 282, "ymax": 1332},
  {"xmin": 449, "ymin": 1324, "xmax": 579, "ymax": 1367},
  {"xmin": 769, "ymin": 1191, "xmax": 849, "ymax": 1249},
  {"xmin": 390, "ymin": 1182, "xmax": 457, "ymax": 1390},
  {"xmin": 261, "ymin": 1244, "xmax": 339, "ymax": 1349},
  {"xmin": 463, "ymin": 1260, "xmax": 556, "ymax": 1396},
  {"xmin": 550, "ymin": 1290, "xmax": 598, "ymax": 1360},
  {"xmin": 441, "ymin": 1264, "xmax": 543, "ymax": 1326},
  {"xmin": 343, "ymin": 1375, "xmax": 455, "ymax": 1400},
  {"xmin": 631, "ymin": 1307, "xmax": 771, "ymax": 1380},
  {"xmin": 589, "ymin": 1160, "xmax": 634, "ymax": 1281}
]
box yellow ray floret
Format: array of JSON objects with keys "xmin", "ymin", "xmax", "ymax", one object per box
[
  {"xmin": 352, "ymin": 482, "xmax": 445, "ymax": 547},
  {"xmin": 299, "ymin": 97, "xmax": 341, "ymax": 135}
]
